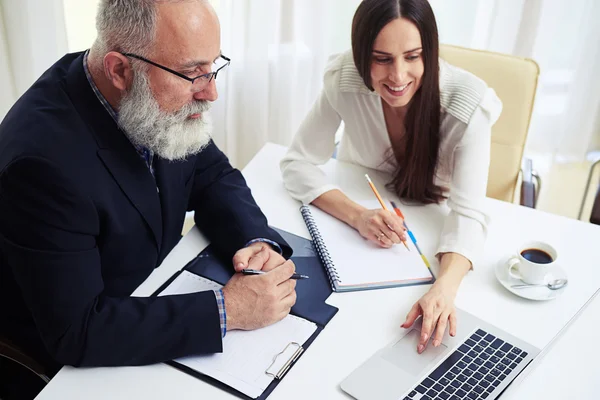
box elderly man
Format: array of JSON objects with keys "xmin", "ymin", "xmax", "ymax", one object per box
[{"xmin": 0, "ymin": 0, "xmax": 296, "ymax": 385}]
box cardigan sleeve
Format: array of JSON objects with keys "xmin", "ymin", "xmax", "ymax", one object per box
[
  {"xmin": 436, "ymin": 88, "xmax": 502, "ymax": 267},
  {"xmin": 280, "ymin": 69, "xmax": 343, "ymax": 204}
]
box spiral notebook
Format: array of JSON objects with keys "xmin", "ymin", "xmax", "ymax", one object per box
[{"xmin": 300, "ymin": 204, "xmax": 434, "ymax": 292}]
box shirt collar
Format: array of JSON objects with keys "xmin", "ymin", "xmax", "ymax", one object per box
[{"xmin": 83, "ymin": 50, "xmax": 120, "ymax": 123}]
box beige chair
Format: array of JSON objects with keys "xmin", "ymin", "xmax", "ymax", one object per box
[
  {"xmin": 578, "ymin": 158, "xmax": 600, "ymax": 223},
  {"xmin": 440, "ymin": 44, "xmax": 541, "ymax": 207},
  {"xmin": 592, "ymin": 189, "xmax": 600, "ymax": 225}
]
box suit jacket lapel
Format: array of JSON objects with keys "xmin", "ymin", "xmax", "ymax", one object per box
[
  {"xmin": 154, "ymin": 158, "xmax": 187, "ymax": 255},
  {"xmin": 65, "ymin": 52, "xmax": 163, "ymax": 250},
  {"xmin": 97, "ymin": 150, "xmax": 163, "ymax": 250}
]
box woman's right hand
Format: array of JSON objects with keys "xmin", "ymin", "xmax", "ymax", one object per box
[{"xmin": 352, "ymin": 209, "xmax": 407, "ymax": 248}]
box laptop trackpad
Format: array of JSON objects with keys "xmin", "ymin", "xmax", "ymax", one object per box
[{"xmin": 381, "ymin": 329, "xmax": 448, "ymax": 376}]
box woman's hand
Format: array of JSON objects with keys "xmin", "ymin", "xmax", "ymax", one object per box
[
  {"xmin": 352, "ymin": 209, "xmax": 407, "ymax": 248},
  {"xmin": 401, "ymin": 280, "xmax": 458, "ymax": 353},
  {"xmin": 401, "ymin": 252, "xmax": 472, "ymax": 353},
  {"xmin": 311, "ymin": 190, "xmax": 406, "ymax": 248}
]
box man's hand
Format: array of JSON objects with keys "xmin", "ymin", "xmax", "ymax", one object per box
[
  {"xmin": 232, "ymin": 242, "xmax": 286, "ymax": 272},
  {"xmin": 222, "ymin": 260, "xmax": 297, "ymax": 331}
]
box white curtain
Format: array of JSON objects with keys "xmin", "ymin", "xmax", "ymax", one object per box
[
  {"xmin": 213, "ymin": 0, "xmax": 600, "ymax": 167},
  {"xmin": 430, "ymin": 0, "xmax": 600, "ymax": 162},
  {"xmin": 0, "ymin": 5, "xmax": 16, "ymax": 119},
  {"xmin": 211, "ymin": 0, "xmax": 361, "ymax": 167},
  {"xmin": 0, "ymin": 0, "xmax": 68, "ymax": 120}
]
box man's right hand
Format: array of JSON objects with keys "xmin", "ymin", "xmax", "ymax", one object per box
[{"xmin": 222, "ymin": 260, "xmax": 297, "ymax": 331}]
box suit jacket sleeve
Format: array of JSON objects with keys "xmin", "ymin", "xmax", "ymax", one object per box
[
  {"xmin": 188, "ymin": 141, "xmax": 292, "ymax": 259},
  {"xmin": 0, "ymin": 156, "xmax": 223, "ymax": 367}
]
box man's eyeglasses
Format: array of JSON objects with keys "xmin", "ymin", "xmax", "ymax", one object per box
[{"xmin": 123, "ymin": 53, "xmax": 231, "ymax": 89}]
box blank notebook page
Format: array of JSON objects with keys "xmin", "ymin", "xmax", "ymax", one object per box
[
  {"xmin": 309, "ymin": 200, "xmax": 431, "ymax": 288},
  {"xmin": 159, "ymin": 270, "xmax": 317, "ymax": 399}
]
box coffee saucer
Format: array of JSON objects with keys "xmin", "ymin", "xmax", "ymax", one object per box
[{"xmin": 495, "ymin": 257, "xmax": 568, "ymax": 301}]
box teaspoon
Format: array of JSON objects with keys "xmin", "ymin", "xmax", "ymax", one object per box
[{"xmin": 510, "ymin": 278, "xmax": 568, "ymax": 290}]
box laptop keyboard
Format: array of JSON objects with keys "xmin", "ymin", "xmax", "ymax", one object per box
[{"xmin": 404, "ymin": 329, "xmax": 528, "ymax": 400}]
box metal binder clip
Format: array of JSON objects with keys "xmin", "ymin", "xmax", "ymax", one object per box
[{"xmin": 265, "ymin": 342, "xmax": 304, "ymax": 380}]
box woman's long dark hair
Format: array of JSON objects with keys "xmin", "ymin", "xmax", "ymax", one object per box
[{"xmin": 351, "ymin": 0, "xmax": 446, "ymax": 204}]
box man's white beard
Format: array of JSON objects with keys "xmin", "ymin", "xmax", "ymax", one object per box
[{"xmin": 117, "ymin": 70, "xmax": 213, "ymax": 161}]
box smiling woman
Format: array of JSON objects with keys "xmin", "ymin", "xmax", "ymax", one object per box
[
  {"xmin": 280, "ymin": 0, "xmax": 502, "ymax": 356},
  {"xmin": 351, "ymin": 1, "xmax": 441, "ymax": 203}
]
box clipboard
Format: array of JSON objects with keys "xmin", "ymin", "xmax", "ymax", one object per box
[
  {"xmin": 152, "ymin": 227, "xmax": 338, "ymax": 399},
  {"xmin": 265, "ymin": 342, "xmax": 304, "ymax": 380}
]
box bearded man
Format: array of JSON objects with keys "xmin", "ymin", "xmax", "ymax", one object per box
[{"xmin": 0, "ymin": 0, "xmax": 297, "ymax": 385}]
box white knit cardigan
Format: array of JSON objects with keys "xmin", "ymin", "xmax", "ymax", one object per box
[{"xmin": 280, "ymin": 50, "xmax": 502, "ymax": 266}]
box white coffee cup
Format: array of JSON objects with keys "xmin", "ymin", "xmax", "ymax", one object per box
[{"xmin": 507, "ymin": 241, "xmax": 558, "ymax": 284}]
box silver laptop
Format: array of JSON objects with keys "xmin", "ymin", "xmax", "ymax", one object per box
[{"xmin": 341, "ymin": 308, "xmax": 540, "ymax": 400}]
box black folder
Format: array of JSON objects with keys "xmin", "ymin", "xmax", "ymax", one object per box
[{"xmin": 153, "ymin": 227, "xmax": 338, "ymax": 399}]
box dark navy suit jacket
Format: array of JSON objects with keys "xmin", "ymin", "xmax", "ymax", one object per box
[{"xmin": 0, "ymin": 52, "xmax": 291, "ymax": 373}]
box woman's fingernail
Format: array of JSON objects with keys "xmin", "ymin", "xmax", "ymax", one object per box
[
  {"xmin": 421, "ymin": 333, "xmax": 428, "ymax": 341},
  {"xmin": 433, "ymin": 340, "xmax": 440, "ymax": 347},
  {"xmin": 418, "ymin": 344, "xmax": 424, "ymax": 353},
  {"xmin": 237, "ymin": 263, "xmax": 244, "ymax": 269}
]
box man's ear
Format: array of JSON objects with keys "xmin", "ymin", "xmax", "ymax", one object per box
[{"xmin": 103, "ymin": 52, "xmax": 133, "ymax": 91}]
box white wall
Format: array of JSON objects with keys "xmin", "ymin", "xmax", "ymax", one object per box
[
  {"xmin": 63, "ymin": 0, "xmax": 101, "ymax": 52},
  {"xmin": 0, "ymin": 0, "xmax": 68, "ymax": 121},
  {"xmin": 3, "ymin": 0, "xmax": 68, "ymax": 95},
  {"xmin": 0, "ymin": 6, "xmax": 17, "ymax": 118},
  {"xmin": 62, "ymin": 0, "xmax": 221, "ymax": 52},
  {"xmin": 430, "ymin": 0, "xmax": 481, "ymax": 48}
]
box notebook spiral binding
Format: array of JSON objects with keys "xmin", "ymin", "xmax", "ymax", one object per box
[{"xmin": 300, "ymin": 205, "xmax": 341, "ymax": 288}]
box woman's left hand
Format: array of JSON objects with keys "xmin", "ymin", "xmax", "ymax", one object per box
[{"xmin": 401, "ymin": 280, "xmax": 459, "ymax": 354}]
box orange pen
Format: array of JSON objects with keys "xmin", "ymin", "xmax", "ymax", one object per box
[{"xmin": 365, "ymin": 174, "xmax": 410, "ymax": 251}]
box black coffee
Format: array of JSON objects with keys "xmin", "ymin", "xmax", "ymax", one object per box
[{"xmin": 520, "ymin": 248, "xmax": 553, "ymax": 264}]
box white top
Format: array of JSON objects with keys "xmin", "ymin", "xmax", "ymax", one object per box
[{"xmin": 280, "ymin": 50, "xmax": 503, "ymax": 265}]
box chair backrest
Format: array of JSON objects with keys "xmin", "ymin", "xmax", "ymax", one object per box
[
  {"xmin": 591, "ymin": 186, "xmax": 600, "ymax": 225},
  {"xmin": 439, "ymin": 44, "xmax": 540, "ymax": 203},
  {"xmin": 0, "ymin": 335, "xmax": 49, "ymax": 384}
]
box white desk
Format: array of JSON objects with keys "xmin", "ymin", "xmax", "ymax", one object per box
[{"xmin": 36, "ymin": 143, "xmax": 600, "ymax": 399}]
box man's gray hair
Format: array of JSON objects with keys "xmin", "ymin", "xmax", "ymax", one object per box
[
  {"xmin": 94, "ymin": 0, "xmax": 158, "ymax": 56},
  {"xmin": 94, "ymin": 0, "xmax": 206, "ymax": 56}
]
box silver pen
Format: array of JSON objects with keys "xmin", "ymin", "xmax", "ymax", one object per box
[{"xmin": 241, "ymin": 268, "xmax": 309, "ymax": 280}]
